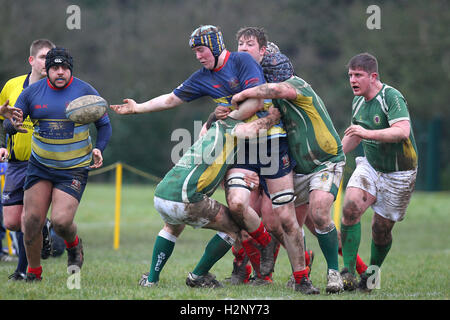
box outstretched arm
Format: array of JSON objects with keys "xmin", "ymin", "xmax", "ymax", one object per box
[{"xmin": 110, "ymin": 92, "xmax": 184, "ymax": 115}]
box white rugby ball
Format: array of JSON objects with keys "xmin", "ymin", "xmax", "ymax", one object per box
[{"xmin": 66, "ymin": 95, "xmax": 107, "ymax": 124}]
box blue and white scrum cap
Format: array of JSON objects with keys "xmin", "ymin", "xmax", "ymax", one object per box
[
  {"xmin": 261, "ymin": 52, "xmax": 294, "ymax": 83},
  {"xmin": 189, "ymin": 25, "xmax": 226, "ymax": 68},
  {"xmin": 45, "ymin": 47, "xmax": 73, "ymax": 74}
]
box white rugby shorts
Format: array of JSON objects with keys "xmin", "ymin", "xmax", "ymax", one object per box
[
  {"xmin": 293, "ymin": 161, "xmax": 345, "ymax": 207},
  {"xmin": 347, "ymin": 157, "xmax": 417, "ymax": 221},
  {"xmin": 153, "ymin": 196, "xmax": 221, "ymax": 228}
]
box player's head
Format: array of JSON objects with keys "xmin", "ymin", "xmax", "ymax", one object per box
[
  {"xmin": 261, "ymin": 52, "xmax": 294, "ymax": 83},
  {"xmin": 45, "ymin": 47, "xmax": 74, "ymax": 88},
  {"xmin": 236, "ymin": 27, "xmax": 268, "ymax": 63},
  {"xmin": 347, "ymin": 52, "xmax": 379, "ymax": 79},
  {"xmin": 265, "ymin": 42, "xmax": 280, "ymax": 55},
  {"xmin": 189, "ymin": 25, "xmax": 226, "ymax": 69},
  {"xmin": 29, "ymin": 39, "xmax": 55, "ymax": 78},
  {"xmin": 347, "ymin": 52, "xmax": 380, "ymax": 97}
]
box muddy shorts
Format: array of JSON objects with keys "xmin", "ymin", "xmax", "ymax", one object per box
[
  {"xmin": 24, "ymin": 158, "xmax": 89, "ymax": 202},
  {"xmin": 347, "ymin": 157, "xmax": 417, "ymax": 221},
  {"xmin": 2, "ymin": 161, "xmax": 28, "ymax": 206},
  {"xmin": 293, "ymin": 161, "xmax": 345, "ymax": 207},
  {"xmin": 153, "ymin": 195, "xmax": 222, "ymax": 228}
]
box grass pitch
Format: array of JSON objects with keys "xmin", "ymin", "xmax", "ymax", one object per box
[{"xmin": 0, "ymin": 184, "xmax": 448, "ymax": 301}]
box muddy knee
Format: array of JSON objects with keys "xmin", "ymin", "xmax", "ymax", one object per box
[{"xmin": 342, "ymin": 200, "xmax": 363, "ymax": 225}]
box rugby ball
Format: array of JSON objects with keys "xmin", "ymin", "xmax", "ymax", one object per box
[{"xmin": 65, "ymin": 95, "xmax": 107, "ymax": 124}]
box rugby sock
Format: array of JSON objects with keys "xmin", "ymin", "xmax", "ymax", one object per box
[
  {"xmin": 27, "ymin": 266, "xmax": 42, "ymax": 279},
  {"xmin": 231, "ymin": 246, "xmax": 246, "ymax": 264},
  {"xmin": 192, "ymin": 233, "xmax": 232, "ymax": 276},
  {"xmin": 248, "ymin": 221, "xmax": 271, "ymax": 247},
  {"xmin": 64, "ymin": 235, "xmax": 79, "ymax": 249},
  {"xmin": 339, "ymin": 247, "xmax": 368, "ymax": 275},
  {"xmin": 316, "ymin": 226, "xmax": 339, "ymax": 271},
  {"xmin": 341, "ymin": 222, "xmax": 361, "ymax": 274},
  {"xmin": 16, "ymin": 231, "xmax": 28, "ymax": 274},
  {"xmin": 356, "ymin": 253, "xmax": 368, "ymax": 275},
  {"xmin": 148, "ymin": 230, "xmax": 176, "ymax": 283},
  {"xmin": 305, "ymin": 249, "xmax": 310, "ymax": 267},
  {"xmin": 242, "ymin": 238, "xmax": 261, "ymax": 276},
  {"xmin": 370, "ymin": 240, "xmax": 392, "ymax": 268},
  {"xmin": 293, "ymin": 268, "xmax": 309, "ymax": 283}
]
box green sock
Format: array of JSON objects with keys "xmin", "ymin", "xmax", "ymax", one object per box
[
  {"xmin": 316, "ymin": 226, "xmax": 339, "ymax": 271},
  {"xmin": 148, "ymin": 234, "xmax": 176, "ymax": 283},
  {"xmin": 341, "ymin": 222, "xmax": 361, "ymax": 274},
  {"xmin": 192, "ymin": 234, "xmax": 232, "ymax": 276},
  {"xmin": 370, "ymin": 240, "xmax": 392, "ymax": 268}
]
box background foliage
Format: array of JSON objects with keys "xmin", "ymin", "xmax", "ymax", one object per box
[{"xmin": 1, "ymin": 0, "xmax": 448, "ymax": 188}]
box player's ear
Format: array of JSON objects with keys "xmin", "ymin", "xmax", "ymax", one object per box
[{"xmin": 28, "ymin": 55, "xmax": 34, "ymax": 66}]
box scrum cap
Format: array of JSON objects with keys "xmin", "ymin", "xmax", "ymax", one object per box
[
  {"xmin": 261, "ymin": 52, "xmax": 294, "ymax": 83},
  {"xmin": 45, "ymin": 47, "xmax": 73, "ymax": 74},
  {"xmin": 189, "ymin": 25, "xmax": 225, "ymax": 68}
]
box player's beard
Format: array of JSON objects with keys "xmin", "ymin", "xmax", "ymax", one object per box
[{"xmin": 49, "ymin": 74, "xmax": 71, "ymax": 88}]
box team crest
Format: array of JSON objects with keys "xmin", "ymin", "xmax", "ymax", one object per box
[
  {"xmin": 70, "ymin": 178, "xmax": 81, "ymax": 191},
  {"xmin": 281, "ymin": 154, "xmax": 290, "ymax": 169},
  {"xmin": 228, "ymin": 77, "xmax": 240, "ymax": 90},
  {"xmin": 320, "ymin": 172, "xmax": 329, "ymax": 181},
  {"xmin": 373, "ymin": 114, "xmax": 381, "ymax": 125}
]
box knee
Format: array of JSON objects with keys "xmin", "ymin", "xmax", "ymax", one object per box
[
  {"xmin": 51, "ymin": 217, "xmax": 71, "ymax": 234},
  {"xmin": 3, "ymin": 215, "xmax": 21, "ymax": 231},
  {"xmin": 342, "ymin": 200, "xmax": 363, "ymax": 224},
  {"xmin": 2, "ymin": 207, "xmax": 22, "ymax": 231},
  {"xmin": 311, "ymin": 212, "xmax": 329, "ymax": 231},
  {"xmin": 227, "ymin": 195, "xmax": 247, "ymax": 215}
]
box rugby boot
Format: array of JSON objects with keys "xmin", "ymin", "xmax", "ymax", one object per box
[
  {"xmin": 294, "ymin": 276, "xmax": 320, "ymax": 295},
  {"xmin": 25, "ymin": 272, "xmax": 42, "ymax": 282},
  {"xmin": 326, "ymin": 269, "xmax": 344, "ymax": 294},
  {"xmin": 340, "ymin": 267, "xmax": 358, "ymax": 291},
  {"xmin": 66, "ymin": 237, "xmax": 84, "ymax": 272},
  {"xmin": 186, "ymin": 272, "xmax": 223, "ymax": 289},
  {"xmin": 259, "ymin": 236, "xmax": 278, "ymax": 277},
  {"xmin": 41, "ymin": 219, "xmax": 53, "ymax": 260},
  {"xmin": 138, "ymin": 272, "xmax": 158, "ymax": 287}
]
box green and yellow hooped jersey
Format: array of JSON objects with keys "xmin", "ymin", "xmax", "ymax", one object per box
[
  {"xmin": 351, "ymin": 84, "xmax": 418, "ymax": 173},
  {"xmin": 155, "ymin": 118, "xmax": 241, "ymax": 203},
  {"xmin": 273, "ymin": 76, "xmax": 345, "ymax": 174},
  {"xmin": 0, "ymin": 74, "xmax": 33, "ymax": 161}
]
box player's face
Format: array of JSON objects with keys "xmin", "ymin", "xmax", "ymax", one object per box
[
  {"xmin": 348, "ymin": 68, "xmax": 377, "ymax": 98},
  {"xmin": 29, "ymin": 47, "xmax": 51, "ymax": 78},
  {"xmin": 48, "ymin": 65, "xmax": 71, "ymax": 88},
  {"xmin": 238, "ymin": 36, "xmax": 266, "ymax": 64},
  {"xmin": 192, "ymin": 46, "xmax": 215, "ymax": 70}
]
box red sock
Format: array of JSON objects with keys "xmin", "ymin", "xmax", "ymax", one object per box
[
  {"xmin": 305, "ymin": 250, "xmax": 310, "ymax": 266},
  {"xmin": 242, "ymin": 238, "xmax": 261, "ymax": 276},
  {"xmin": 338, "ymin": 247, "xmax": 343, "ymax": 256},
  {"xmin": 293, "ymin": 268, "xmax": 309, "ymax": 283},
  {"xmin": 356, "ymin": 254, "xmax": 368, "ymax": 275},
  {"xmin": 243, "ymin": 265, "xmax": 252, "ymax": 283},
  {"xmin": 232, "ymin": 246, "xmax": 246, "ymax": 264},
  {"xmin": 248, "ymin": 222, "xmax": 271, "ymax": 247},
  {"xmin": 65, "ymin": 235, "xmax": 79, "ymax": 249},
  {"xmin": 339, "ymin": 248, "xmax": 368, "ymax": 274},
  {"xmin": 27, "ymin": 266, "xmax": 42, "ymax": 279}
]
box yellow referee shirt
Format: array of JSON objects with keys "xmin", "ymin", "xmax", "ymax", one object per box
[{"xmin": 0, "ymin": 74, "xmax": 34, "ymax": 161}]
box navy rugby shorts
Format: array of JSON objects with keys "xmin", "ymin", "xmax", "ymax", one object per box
[
  {"xmin": 24, "ymin": 158, "xmax": 89, "ymax": 202},
  {"xmin": 2, "ymin": 161, "xmax": 28, "ymax": 206}
]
